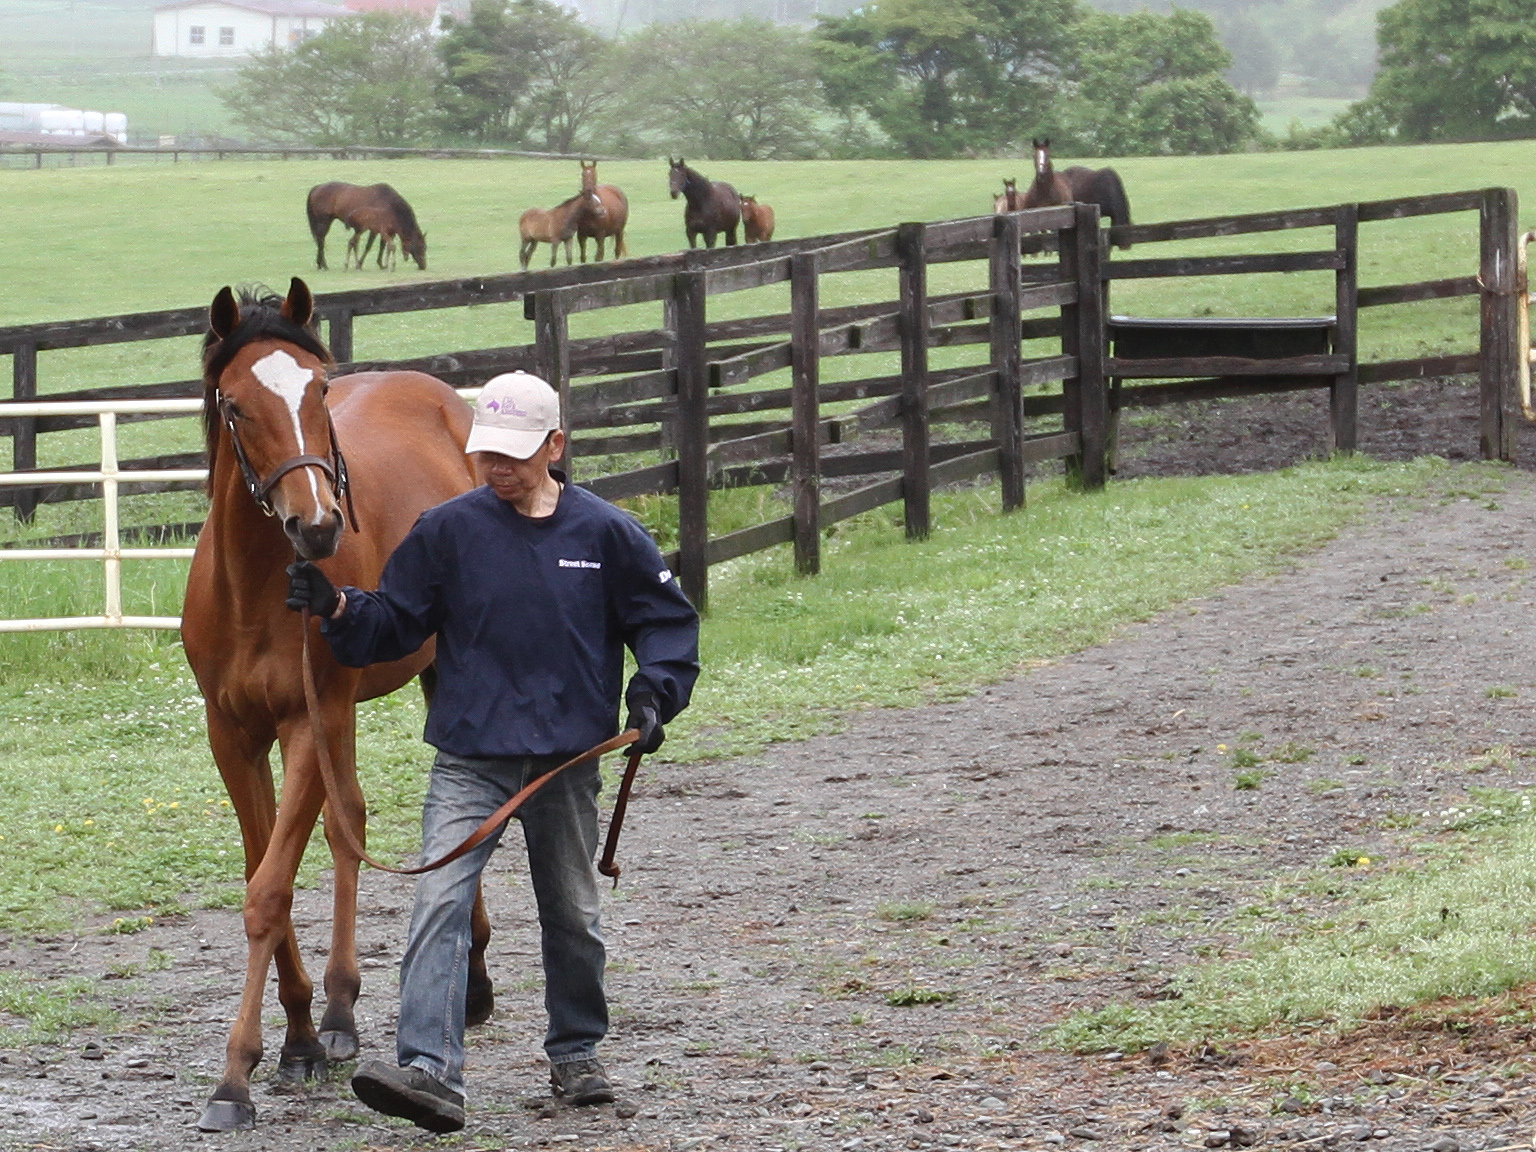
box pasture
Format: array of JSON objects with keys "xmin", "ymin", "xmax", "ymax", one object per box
[{"xmin": 2, "ymin": 145, "xmax": 1536, "ymax": 1145}]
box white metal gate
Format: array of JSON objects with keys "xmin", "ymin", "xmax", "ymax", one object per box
[{"xmin": 0, "ymin": 397, "xmax": 203, "ymax": 632}]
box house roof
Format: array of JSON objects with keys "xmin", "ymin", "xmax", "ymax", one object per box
[
  {"xmin": 155, "ymin": 0, "xmax": 350, "ymax": 16},
  {"xmin": 342, "ymin": 0, "xmax": 438, "ymax": 14}
]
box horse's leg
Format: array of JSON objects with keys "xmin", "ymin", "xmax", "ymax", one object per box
[
  {"xmin": 258, "ymin": 721, "xmax": 335, "ymax": 1084},
  {"xmin": 199, "ymin": 714, "xmax": 319, "ymax": 1131},
  {"xmin": 687, "ymin": 228, "xmax": 698, "ymax": 249},
  {"xmin": 344, "ymin": 231, "xmax": 359, "ymax": 270},
  {"xmin": 520, "ymin": 240, "xmax": 534, "ymax": 270},
  {"xmin": 579, "ymin": 235, "xmax": 589, "ymax": 263},
  {"xmin": 465, "ymin": 886, "xmax": 495, "ymax": 1026},
  {"xmin": 290, "ymin": 709, "xmax": 367, "ymax": 1063},
  {"xmin": 726, "ymin": 225, "xmax": 738, "ymax": 246},
  {"xmin": 615, "ymin": 229, "xmax": 627, "ymax": 259}
]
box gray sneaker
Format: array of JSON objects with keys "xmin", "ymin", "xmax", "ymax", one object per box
[
  {"xmin": 352, "ymin": 1060, "xmax": 465, "ymax": 1133},
  {"xmin": 550, "ymin": 1057, "xmax": 615, "ymax": 1105}
]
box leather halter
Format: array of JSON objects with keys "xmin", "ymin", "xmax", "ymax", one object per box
[{"xmin": 220, "ymin": 395, "xmax": 358, "ymax": 531}]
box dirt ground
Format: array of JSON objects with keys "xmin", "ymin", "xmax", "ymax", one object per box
[{"xmin": 7, "ymin": 379, "xmax": 1536, "ymax": 1152}]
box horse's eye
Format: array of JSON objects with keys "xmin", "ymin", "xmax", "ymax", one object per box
[{"xmin": 224, "ymin": 402, "xmax": 245, "ymax": 421}]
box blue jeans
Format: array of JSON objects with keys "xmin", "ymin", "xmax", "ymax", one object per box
[{"xmin": 395, "ymin": 751, "xmax": 607, "ymax": 1097}]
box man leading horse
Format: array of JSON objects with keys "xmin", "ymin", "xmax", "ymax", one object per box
[{"xmin": 285, "ymin": 371, "xmax": 700, "ymax": 1132}]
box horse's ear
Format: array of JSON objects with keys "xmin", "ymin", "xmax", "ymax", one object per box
[
  {"xmin": 281, "ymin": 277, "xmax": 314, "ymax": 328},
  {"xmin": 210, "ymin": 286, "xmax": 240, "ymax": 340}
]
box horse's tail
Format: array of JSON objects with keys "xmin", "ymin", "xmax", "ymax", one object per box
[
  {"xmin": 306, "ymin": 186, "xmax": 333, "ymax": 269},
  {"xmin": 1095, "ymin": 169, "xmax": 1132, "ymax": 250}
]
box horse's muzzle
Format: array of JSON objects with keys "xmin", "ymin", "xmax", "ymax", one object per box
[{"xmin": 284, "ymin": 511, "xmax": 345, "ymax": 561}]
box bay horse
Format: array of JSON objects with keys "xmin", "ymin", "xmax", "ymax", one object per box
[
  {"xmin": 185, "ymin": 279, "xmax": 490, "ymax": 1132},
  {"xmin": 1021, "ymin": 138, "xmax": 1073, "ymax": 209},
  {"xmin": 575, "ymin": 159, "xmax": 629, "ymax": 262},
  {"xmin": 520, "ymin": 192, "xmax": 591, "ymax": 269},
  {"xmin": 1023, "ymin": 140, "xmax": 1134, "ymax": 250},
  {"xmin": 993, "ymin": 177, "xmax": 1023, "ymax": 214},
  {"xmin": 668, "ymin": 157, "xmax": 740, "ymax": 248},
  {"xmin": 740, "ymin": 195, "xmax": 775, "ymax": 243},
  {"xmin": 306, "ymin": 182, "xmax": 428, "ymax": 271}
]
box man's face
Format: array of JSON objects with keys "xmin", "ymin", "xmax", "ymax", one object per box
[{"xmin": 476, "ymin": 429, "xmax": 565, "ymax": 506}]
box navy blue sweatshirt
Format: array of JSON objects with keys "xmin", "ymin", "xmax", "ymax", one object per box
[{"xmin": 322, "ymin": 478, "xmax": 700, "ymax": 758}]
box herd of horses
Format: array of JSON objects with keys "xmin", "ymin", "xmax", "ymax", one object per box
[
  {"xmin": 304, "ymin": 142, "xmax": 1128, "ymax": 276},
  {"xmin": 186, "ymin": 138, "xmax": 1133, "ymax": 1134}
]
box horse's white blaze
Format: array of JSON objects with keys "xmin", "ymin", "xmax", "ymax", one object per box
[{"xmin": 251, "ymin": 349, "xmax": 326, "ymax": 523}]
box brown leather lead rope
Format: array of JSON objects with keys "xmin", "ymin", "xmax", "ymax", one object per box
[
  {"xmin": 300, "ymin": 605, "xmax": 641, "ymax": 876},
  {"xmin": 598, "ymin": 747, "xmax": 646, "ymax": 886}
]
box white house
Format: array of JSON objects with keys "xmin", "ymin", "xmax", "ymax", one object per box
[{"xmin": 151, "ymin": 0, "xmax": 351, "ymax": 58}]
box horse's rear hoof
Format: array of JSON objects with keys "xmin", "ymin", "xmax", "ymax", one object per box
[
  {"xmin": 319, "ymin": 1029, "xmax": 359, "ymax": 1062},
  {"xmin": 276, "ymin": 1050, "xmax": 330, "ymax": 1084},
  {"xmin": 465, "ymin": 980, "xmax": 494, "ymax": 1029},
  {"xmin": 197, "ymin": 1099, "xmax": 256, "ymax": 1132}
]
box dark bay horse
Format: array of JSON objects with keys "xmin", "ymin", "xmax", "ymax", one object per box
[
  {"xmin": 576, "ymin": 159, "xmax": 629, "ymax": 262},
  {"xmin": 185, "ymin": 279, "xmax": 487, "ymax": 1132},
  {"xmin": 668, "ymin": 157, "xmax": 740, "ymax": 248},
  {"xmin": 740, "ymin": 195, "xmax": 775, "ymax": 243},
  {"xmin": 520, "ymin": 192, "xmax": 592, "ymax": 269},
  {"xmin": 1022, "ymin": 140, "xmax": 1134, "ymax": 249},
  {"xmin": 306, "ymin": 182, "xmax": 428, "ymax": 271}
]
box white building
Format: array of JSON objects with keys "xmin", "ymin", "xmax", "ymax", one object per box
[{"xmin": 151, "ymin": 0, "xmax": 351, "ymax": 58}]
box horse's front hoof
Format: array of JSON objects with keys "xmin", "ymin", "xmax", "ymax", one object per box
[
  {"xmin": 319, "ymin": 1029, "xmax": 359, "ymax": 1062},
  {"xmin": 197, "ymin": 1098, "xmax": 256, "ymax": 1131},
  {"xmin": 275, "ymin": 1050, "xmax": 330, "ymax": 1085}
]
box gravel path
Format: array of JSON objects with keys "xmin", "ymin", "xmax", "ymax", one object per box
[{"xmin": 7, "ymin": 385, "xmax": 1536, "ymax": 1152}]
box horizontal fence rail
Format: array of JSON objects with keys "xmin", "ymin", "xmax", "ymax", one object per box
[{"xmin": 0, "ymin": 188, "xmax": 1519, "ymax": 630}]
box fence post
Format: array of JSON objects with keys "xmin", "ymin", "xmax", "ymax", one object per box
[
  {"xmin": 327, "ymin": 309, "xmax": 354, "ymax": 365},
  {"xmin": 990, "ymin": 213, "xmax": 1025, "ymax": 511},
  {"xmin": 897, "ymin": 221, "xmax": 930, "ymax": 541},
  {"xmin": 12, "ymin": 341, "xmax": 37, "ymax": 523},
  {"xmin": 675, "ymin": 271, "xmax": 710, "ymax": 613},
  {"xmin": 533, "ymin": 292, "xmax": 572, "ymax": 471},
  {"xmin": 658, "ymin": 298, "xmax": 680, "ymax": 457},
  {"xmin": 1061, "ymin": 203, "xmax": 1107, "ymax": 489},
  {"xmin": 1331, "ymin": 203, "xmax": 1359, "ymax": 454},
  {"xmin": 1480, "ymin": 187, "xmax": 1521, "ymax": 462},
  {"xmin": 790, "ymin": 251, "xmax": 821, "ymax": 575}
]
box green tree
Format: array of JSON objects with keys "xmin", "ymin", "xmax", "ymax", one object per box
[
  {"xmin": 219, "ymin": 13, "xmax": 439, "ymax": 146},
  {"xmin": 437, "ymin": 0, "xmax": 617, "ymax": 151},
  {"xmin": 815, "ymin": 0, "xmax": 1077, "ymax": 158},
  {"xmin": 616, "ymin": 18, "xmax": 826, "ymax": 159},
  {"xmin": 1335, "ymin": 0, "xmax": 1536, "ymax": 142},
  {"xmin": 1066, "ymin": 9, "xmax": 1259, "ymax": 155}
]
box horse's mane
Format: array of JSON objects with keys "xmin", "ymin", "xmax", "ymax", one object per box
[
  {"xmin": 200, "ymin": 286, "xmax": 332, "ymax": 484},
  {"xmin": 372, "ymin": 183, "xmax": 421, "ymax": 238}
]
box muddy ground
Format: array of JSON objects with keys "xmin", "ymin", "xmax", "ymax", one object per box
[{"xmin": 7, "ymin": 379, "xmax": 1536, "ymax": 1152}]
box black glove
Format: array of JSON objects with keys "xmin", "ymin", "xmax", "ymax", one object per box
[
  {"xmin": 624, "ymin": 685, "xmax": 664, "ymax": 755},
  {"xmin": 285, "ymin": 560, "xmax": 340, "ymax": 617}
]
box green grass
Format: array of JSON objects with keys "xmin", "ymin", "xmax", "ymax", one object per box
[
  {"xmin": 1050, "ymin": 795, "xmax": 1536, "ymax": 1053},
  {"xmin": 0, "ymin": 453, "xmax": 1488, "ymax": 934}
]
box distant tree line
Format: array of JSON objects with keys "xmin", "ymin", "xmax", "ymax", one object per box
[{"xmin": 220, "ymin": 0, "xmax": 1260, "ymax": 159}]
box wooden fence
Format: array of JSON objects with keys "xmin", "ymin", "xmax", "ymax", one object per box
[{"xmin": 0, "ymin": 186, "xmax": 1520, "ymax": 613}]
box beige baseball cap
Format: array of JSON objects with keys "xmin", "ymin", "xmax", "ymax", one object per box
[{"xmin": 465, "ymin": 372, "xmax": 561, "ymax": 460}]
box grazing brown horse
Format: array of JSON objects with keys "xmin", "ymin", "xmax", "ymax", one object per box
[
  {"xmin": 575, "ymin": 159, "xmax": 629, "ymax": 262},
  {"xmin": 993, "ymin": 177, "xmax": 1024, "ymax": 213},
  {"xmin": 306, "ymin": 182, "xmax": 427, "ymax": 271},
  {"xmin": 668, "ymin": 157, "xmax": 740, "ymax": 248},
  {"xmin": 520, "ymin": 192, "xmax": 591, "ymax": 270},
  {"xmin": 184, "ymin": 279, "xmax": 488, "ymax": 1132},
  {"xmin": 740, "ymin": 195, "xmax": 775, "ymax": 243},
  {"xmin": 1021, "ymin": 138, "xmax": 1074, "ymax": 209}
]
